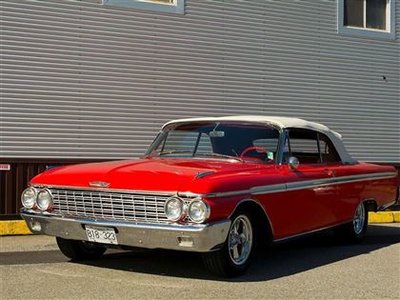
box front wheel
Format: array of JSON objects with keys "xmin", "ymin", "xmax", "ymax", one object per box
[
  {"xmin": 335, "ymin": 202, "xmax": 368, "ymax": 242},
  {"xmin": 56, "ymin": 237, "xmax": 107, "ymax": 261},
  {"xmin": 202, "ymin": 212, "xmax": 255, "ymax": 277}
]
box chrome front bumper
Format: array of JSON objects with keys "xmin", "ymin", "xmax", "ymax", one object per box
[{"xmin": 21, "ymin": 211, "xmax": 231, "ymax": 252}]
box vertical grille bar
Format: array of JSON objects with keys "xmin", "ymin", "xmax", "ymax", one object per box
[{"xmin": 155, "ymin": 196, "xmax": 159, "ymax": 223}]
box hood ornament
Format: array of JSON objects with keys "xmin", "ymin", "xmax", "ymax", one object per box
[{"xmin": 89, "ymin": 181, "xmax": 110, "ymax": 188}]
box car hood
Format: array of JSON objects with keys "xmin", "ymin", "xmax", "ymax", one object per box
[{"xmin": 30, "ymin": 158, "xmax": 274, "ymax": 194}]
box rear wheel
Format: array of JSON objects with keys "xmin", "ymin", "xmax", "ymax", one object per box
[
  {"xmin": 202, "ymin": 212, "xmax": 255, "ymax": 277},
  {"xmin": 335, "ymin": 202, "xmax": 368, "ymax": 242},
  {"xmin": 56, "ymin": 237, "xmax": 106, "ymax": 261}
]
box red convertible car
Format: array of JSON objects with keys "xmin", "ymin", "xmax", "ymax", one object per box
[{"xmin": 21, "ymin": 116, "xmax": 398, "ymax": 276}]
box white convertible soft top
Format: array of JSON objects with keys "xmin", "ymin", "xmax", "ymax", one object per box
[{"xmin": 163, "ymin": 115, "xmax": 357, "ymax": 164}]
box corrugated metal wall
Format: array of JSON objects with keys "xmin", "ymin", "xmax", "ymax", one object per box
[{"xmin": 1, "ymin": 0, "xmax": 399, "ymax": 162}]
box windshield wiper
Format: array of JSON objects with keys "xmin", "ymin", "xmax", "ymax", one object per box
[
  {"xmin": 154, "ymin": 150, "xmax": 244, "ymax": 162},
  {"xmin": 158, "ymin": 150, "xmax": 194, "ymax": 156},
  {"xmin": 195, "ymin": 153, "xmax": 243, "ymax": 162}
]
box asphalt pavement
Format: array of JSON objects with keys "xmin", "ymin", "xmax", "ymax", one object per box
[{"xmin": 1, "ymin": 224, "xmax": 399, "ymax": 299}]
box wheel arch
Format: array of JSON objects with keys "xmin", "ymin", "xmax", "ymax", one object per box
[
  {"xmin": 362, "ymin": 198, "xmax": 377, "ymax": 212},
  {"xmin": 229, "ymin": 199, "xmax": 274, "ymax": 244}
]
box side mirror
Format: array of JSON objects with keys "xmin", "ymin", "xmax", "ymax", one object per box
[{"xmin": 288, "ymin": 156, "xmax": 299, "ymax": 170}]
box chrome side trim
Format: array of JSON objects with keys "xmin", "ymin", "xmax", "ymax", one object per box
[
  {"xmin": 205, "ymin": 189, "xmax": 250, "ymax": 198},
  {"xmin": 35, "ymin": 171, "xmax": 396, "ymax": 200},
  {"xmin": 207, "ymin": 171, "xmax": 397, "ymax": 198},
  {"xmin": 250, "ymin": 183, "xmax": 286, "ymax": 196},
  {"xmin": 288, "ymin": 172, "xmax": 397, "ymax": 192},
  {"xmin": 283, "ymin": 172, "xmax": 397, "ymax": 193}
]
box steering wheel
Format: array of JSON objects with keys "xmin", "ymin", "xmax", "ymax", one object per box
[{"xmin": 239, "ymin": 146, "xmax": 272, "ymax": 161}]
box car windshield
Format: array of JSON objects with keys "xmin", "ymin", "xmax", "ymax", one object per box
[{"xmin": 146, "ymin": 121, "xmax": 280, "ymax": 163}]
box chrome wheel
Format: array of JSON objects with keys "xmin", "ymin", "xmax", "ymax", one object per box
[
  {"xmin": 202, "ymin": 211, "xmax": 256, "ymax": 276},
  {"xmin": 353, "ymin": 203, "xmax": 366, "ymax": 235},
  {"xmin": 228, "ymin": 215, "xmax": 253, "ymax": 266}
]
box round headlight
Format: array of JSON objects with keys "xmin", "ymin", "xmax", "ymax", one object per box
[
  {"xmin": 36, "ymin": 189, "xmax": 53, "ymax": 211},
  {"xmin": 165, "ymin": 197, "xmax": 184, "ymax": 221},
  {"xmin": 188, "ymin": 200, "xmax": 210, "ymax": 223},
  {"xmin": 21, "ymin": 187, "xmax": 38, "ymax": 209}
]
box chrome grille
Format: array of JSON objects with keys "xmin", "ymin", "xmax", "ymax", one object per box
[{"xmin": 50, "ymin": 188, "xmax": 178, "ymax": 224}]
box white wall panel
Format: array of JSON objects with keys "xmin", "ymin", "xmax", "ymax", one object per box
[{"xmin": 1, "ymin": 0, "xmax": 399, "ymax": 162}]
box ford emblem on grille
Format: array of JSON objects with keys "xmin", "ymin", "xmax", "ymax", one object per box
[{"xmin": 89, "ymin": 181, "xmax": 110, "ymax": 188}]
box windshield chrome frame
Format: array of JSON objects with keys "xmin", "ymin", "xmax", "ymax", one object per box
[
  {"xmin": 275, "ymin": 129, "xmax": 287, "ymax": 165},
  {"xmin": 144, "ymin": 121, "xmax": 284, "ymax": 164}
]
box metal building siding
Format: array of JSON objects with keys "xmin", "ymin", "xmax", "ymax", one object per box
[{"xmin": 1, "ymin": 0, "xmax": 399, "ymax": 162}]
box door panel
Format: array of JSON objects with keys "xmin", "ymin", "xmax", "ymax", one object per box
[
  {"xmin": 261, "ymin": 128, "xmax": 345, "ymax": 239},
  {"xmin": 258, "ymin": 164, "xmax": 338, "ymax": 240},
  {"xmin": 287, "ymin": 164, "xmax": 338, "ymax": 231}
]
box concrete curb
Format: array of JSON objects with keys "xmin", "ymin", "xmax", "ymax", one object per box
[
  {"xmin": 368, "ymin": 211, "xmax": 400, "ymax": 223},
  {"xmin": 0, "ymin": 220, "xmax": 32, "ymax": 236},
  {"xmin": 1, "ymin": 212, "xmax": 399, "ymax": 236}
]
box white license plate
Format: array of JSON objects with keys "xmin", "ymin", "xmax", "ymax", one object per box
[{"xmin": 85, "ymin": 226, "xmax": 118, "ymax": 245}]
